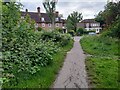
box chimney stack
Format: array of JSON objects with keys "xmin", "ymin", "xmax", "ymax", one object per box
[
  {"xmin": 37, "ymin": 7, "xmax": 40, "ymax": 13},
  {"xmin": 25, "ymin": 9, "xmax": 28, "ymax": 12},
  {"xmin": 55, "ymin": 11, "xmax": 59, "ymax": 17}
]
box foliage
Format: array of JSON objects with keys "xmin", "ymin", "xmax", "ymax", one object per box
[
  {"xmin": 81, "ymin": 36, "xmax": 118, "ymax": 56},
  {"xmin": 86, "ymin": 57, "xmax": 118, "ymax": 88},
  {"xmin": 3, "ymin": 40, "xmax": 73, "ymax": 88},
  {"xmin": 43, "ymin": 0, "xmax": 58, "ymax": 29},
  {"xmin": 2, "ymin": 1, "xmax": 73, "ymax": 87},
  {"xmin": 40, "ymin": 31, "xmax": 72, "ymax": 46},
  {"xmin": 66, "ymin": 11, "xmax": 83, "ymax": 32},
  {"xmin": 68, "ymin": 30, "xmax": 75, "ymax": 36},
  {"xmin": 95, "ymin": 1, "xmax": 120, "ymax": 27},
  {"xmin": 81, "ymin": 35, "xmax": 119, "ymax": 88},
  {"xmin": 95, "ymin": 11, "xmax": 105, "ymax": 28},
  {"xmin": 37, "ymin": 27, "xmax": 43, "ymax": 31},
  {"xmin": 76, "ymin": 28, "xmax": 85, "ymax": 36},
  {"xmin": 55, "ymin": 28, "xmax": 63, "ymax": 33}
]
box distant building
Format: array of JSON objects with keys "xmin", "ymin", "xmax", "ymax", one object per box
[
  {"xmin": 21, "ymin": 7, "xmax": 66, "ymax": 31},
  {"xmin": 77, "ymin": 19, "xmax": 102, "ymax": 34}
]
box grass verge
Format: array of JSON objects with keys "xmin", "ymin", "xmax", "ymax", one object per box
[
  {"xmin": 3, "ymin": 40, "xmax": 73, "ymax": 88},
  {"xmin": 80, "ymin": 35, "xmax": 119, "ymax": 88}
]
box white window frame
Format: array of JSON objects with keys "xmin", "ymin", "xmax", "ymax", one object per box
[
  {"xmin": 48, "ymin": 23, "xmax": 51, "ymax": 27},
  {"xmin": 41, "ymin": 17, "xmax": 45, "ymax": 22},
  {"xmin": 55, "ymin": 18, "xmax": 59, "ymax": 21},
  {"xmin": 56, "ymin": 23, "xmax": 59, "ymax": 27},
  {"xmin": 42, "ymin": 23, "xmax": 45, "ymax": 27}
]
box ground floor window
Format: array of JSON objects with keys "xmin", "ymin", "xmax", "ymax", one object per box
[{"xmin": 42, "ymin": 23, "xmax": 45, "ymax": 27}]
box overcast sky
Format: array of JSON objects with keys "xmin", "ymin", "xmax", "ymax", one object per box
[{"xmin": 20, "ymin": 0, "xmax": 108, "ymax": 19}]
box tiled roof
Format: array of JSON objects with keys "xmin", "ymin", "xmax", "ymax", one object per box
[
  {"xmin": 77, "ymin": 23, "xmax": 85, "ymax": 28},
  {"xmin": 80, "ymin": 19, "xmax": 98, "ymax": 23},
  {"xmin": 21, "ymin": 12, "xmax": 63, "ymax": 23}
]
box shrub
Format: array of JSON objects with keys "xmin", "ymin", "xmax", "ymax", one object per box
[
  {"xmin": 101, "ymin": 17, "xmax": 120, "ymax": 39},
  {"xmin": 55, "ymin": 28, "xmax": 63, "ymax": 33},
  {"xmin": 37, "ymin": 27, "xmax": 43, "ymax": 31},
  {"xmin": 68, "ymin": 30, "xmax": 75, "ymax": 36},
  {"xmin": 76, "ymin": 28, "xmax": 85, "ymax": 36}
]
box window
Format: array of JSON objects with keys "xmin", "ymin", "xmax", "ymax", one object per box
[
  {"xmin": 48, "ymin": 24, "xmax": 51, "ymax": 27},
  {"xmin": 41, "ymin": 17, "xmax": 45, "ymax": 22},
  {"xmin": 55, "ymin": 18, "xmax": 59, "ymax": 21},
  {"xmin": 42, "ymin": 23, "xmax": 45, "ymax": 27},
  {"xmin": 56, "ymin": 23, "xmax": 59, "ymax": 27}
]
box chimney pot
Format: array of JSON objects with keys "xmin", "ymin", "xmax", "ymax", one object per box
[
  {"xmin": 37, "ymin": 7, "xmax": 40, "ymax": 13},
  {"xmin": 55, "ymin": 11, "xmax": 59, "ymax": 17},
  {"xmin": 25, "ymin": 9, "xmax": 28, "ymax": 12}
]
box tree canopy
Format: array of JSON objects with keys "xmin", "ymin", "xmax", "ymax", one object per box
[
  {"xmin": 43, "ymin": 0, "xmax": 58, "ymax": 30},
  {"xmin": 95, "ymin": 1, "xmax": 120, "ymax": 28},
  {"xmin": 66, "ymin": 11, "xmax": 83, "ymax": 32}
]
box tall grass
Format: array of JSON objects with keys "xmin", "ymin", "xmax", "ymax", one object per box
[{"xmin": 81, "ymin": 35, "xmax": 119, "ymax": 88}]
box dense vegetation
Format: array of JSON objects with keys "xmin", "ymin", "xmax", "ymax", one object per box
[
  {"xmin": 80, "ymin": 1, "xmax": 120, "ymax": 88},
  {"xmin": 81, "ymin": 35, "xmax": 119, "ymax": 88},
  {"xmin": 66, "ymin": 11, "xmax": 83, "ymax": 35},
  {"xmin": 1, "ymin": 1, "xmax": 73, "ymax": 88},
  {"xmin": 95, "ymin": 1, "xmax": 120, "ymax": 39}
]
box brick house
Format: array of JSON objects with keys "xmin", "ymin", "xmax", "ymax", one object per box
[
  {"xmin": 77, "ymin": 19, "xmax": 102, "ymax": 34},
  {"xmin": 21, "ymin": 7, "xmax": 66, "ymax": 31}
]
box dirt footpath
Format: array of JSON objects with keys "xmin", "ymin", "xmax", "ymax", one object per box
[{"xmin": 53, "ymin": 36, "xmax": 88, "ymax": 88}]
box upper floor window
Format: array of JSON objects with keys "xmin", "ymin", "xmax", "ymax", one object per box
[
  {"xmin": 55, "ymin": 18, "xmax": 59, "ymax": 21},
  {"xmin": 41, "ymin": 17, "xmax": 45, "ymax": 22}
]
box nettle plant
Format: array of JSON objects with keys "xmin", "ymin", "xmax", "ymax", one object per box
[{"xmin": 2, "ymin": 2, "xmax": 72, "ymax": 86}]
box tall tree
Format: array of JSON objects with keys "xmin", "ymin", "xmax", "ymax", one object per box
[
  {"xmin": 95, "ymin": 1, "xmax": 120, "ymax": 28},
  {"xmin": 43, "ymin": 0, "xmax": 57, "ymax": 30},
  {"xmin": 66, "ymin": 11, "xmax": 83, "ymax": 32}
]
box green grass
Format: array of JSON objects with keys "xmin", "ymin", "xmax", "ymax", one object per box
[
  {"xmin": 3, "ymin": 40, "xmax": 73, "ymax": 88},
  {"xmin": 80, "ymin": 35, "xmax": 119, "ymax": 88}
]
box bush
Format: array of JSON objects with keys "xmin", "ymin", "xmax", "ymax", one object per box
[
  {"xmin": 68, "ymin": 30, "xmax": 75, "ymax": 36},
  {"xmin": 37, "ymin": 27, "xmax": 43, "ymax": 31},
  {"xmin": 76, "ymin": 28, "xmax": 85, "ymax": 36},
  {"xmin": 40, "ymin": 31, "xmax": 72, "ymax": 46},
  {"xmin": 55, "ymin": 28, "xmax": 63, "ymax": 33},
  {"xmin": 101, "ymin": 17, "xmax": 120, "ymax": 39},
  {"xmin": 2, "ymin": 2, "xmax": 73, "ymax": 86}
]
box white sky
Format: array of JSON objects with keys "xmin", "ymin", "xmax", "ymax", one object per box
[{"xmin": 20, "ymin": 0, "xmax": 108, "ymax": 19}]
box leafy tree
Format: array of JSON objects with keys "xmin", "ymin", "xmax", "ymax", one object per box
[
  {"xmin": 76, "ymin": 28, "xmax": 85, "ymax": 36},
  {"xmin": 43, "ymin": 0, "xmax": 57, "ymax": 30},
  {"xmin": 95, "ymin": 1, "xmax": 120, "ymax": 28},
  {"xmin": 96, "ymin": 1, "xmax": 120, "ymax": 38},
  {"xmin": 2, "ymin": 1, "xmax": 21, "ymax": 30},
  {"xmin": 95, "ymin": 11, "xmax": 106, "ymax": 28},
  {"xmin": 66, "ymin": 11, "xmax": 83, "ymax": 32}
]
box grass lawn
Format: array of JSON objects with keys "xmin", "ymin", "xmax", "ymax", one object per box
[
  {"xmin": 80, "ymin": 35, "xmax": 119, "ymax": 88},
  {"xmin": 3, "ymin": 40, "xmax": 73, "ymax": 88}
]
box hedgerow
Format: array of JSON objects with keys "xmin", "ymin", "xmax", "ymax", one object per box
[{"xmin": 2, "ymin": 2, "xmax": 72, "ymax": 86}]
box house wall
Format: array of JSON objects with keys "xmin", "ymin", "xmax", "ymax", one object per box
[
  {"xmin": 85, "ymin": 27, "xmax": 102, "ymax": 33},
  {"xmin": 77, "ymin": 21, "xmax": 102, "ymax": 34},
  {"xmin": 37, "ymin": 23, "xmax": 64, "ymax": 30}
]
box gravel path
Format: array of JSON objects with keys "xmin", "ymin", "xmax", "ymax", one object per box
[{"xmin": 53, "ymin": 36, "xmax": 88, "ymax": 88}]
